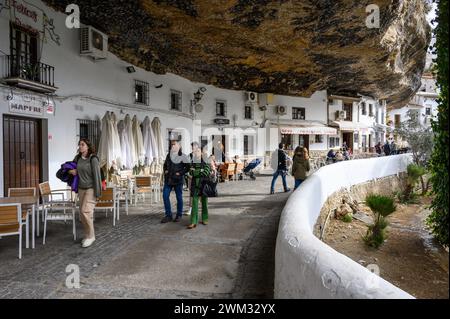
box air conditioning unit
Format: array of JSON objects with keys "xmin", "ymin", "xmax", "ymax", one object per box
[
  {"xmin": 259, "ymin": 93, "xmax": 274, "ymax": 107},
  {"xmin": 80, "ymin": 26, "xmax": 108, "ymax": 60},
  {"xmin": 245, "ymin": 92, "xmax": 258, "ymax": 104},
  {"xmin": 335, "ymin": 110, "xmax": 346, "ymax": 120},
  {"xmin": 276, "ymin": 105, "xmax": 287, "ymax": 115}
]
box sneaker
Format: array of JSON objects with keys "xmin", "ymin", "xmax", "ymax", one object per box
[
  {"xmin": 161, "ymin": 216, "xmax": 173, "ymax": 223},
  {"xmin": 270, "ymin": 190, "xmax": 275, "ymax": 195},
  {"xmin": 173, "ymin": 216, "xmax": 182, "ymax": 222},
  {"xmin": 284, "ymin": 188, "xmax": 291, "ymax": 192},
  {"xmin": 82, "ymin": 237, "xmax": 95, "ymax": 248},
  {"xmin": 201, "ymin": 221, "xmax": 208, "ymax": 225}
]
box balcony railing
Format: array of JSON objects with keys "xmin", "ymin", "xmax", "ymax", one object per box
[{"xmin": 1, "ymin": 55, "xmax": 56, "ymax": 93}]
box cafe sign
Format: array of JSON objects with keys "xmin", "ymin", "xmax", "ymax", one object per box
[{"xmin": 9, "ymin": 94, "xmax": 44, "ymax": 116}]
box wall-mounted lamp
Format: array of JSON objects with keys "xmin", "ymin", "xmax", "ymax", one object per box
[
  {"xmin": 126, "ymin": 66, "xmax": 136, "ymax": 73},
  {"xmin": 6, "ymin": 88, "xmax": 14, "ymax": 101}
]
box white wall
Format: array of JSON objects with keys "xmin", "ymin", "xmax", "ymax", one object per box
[{"xmin": 275, "ymin": 154, "xmax": 414, "ymax": 299}]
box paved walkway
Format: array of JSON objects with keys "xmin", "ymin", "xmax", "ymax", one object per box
[{"xmin": 0, "ymin": 175, "xmax": 293, "ymax": 299}]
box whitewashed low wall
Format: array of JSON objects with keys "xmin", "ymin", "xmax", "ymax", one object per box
[{"xmin": 275, "ymin": 154, "xmax": 414, "ymax": 299}]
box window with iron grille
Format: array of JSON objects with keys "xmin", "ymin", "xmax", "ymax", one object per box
[
  {"xmin": 244, "ymin": 135, "xmax": 255, "ymax": 155},
  {"xmin": 343, "ymin": 103, "xmax": 353, "ymax": 121},
  {"xmin": 134, "ymin": 80, "xmax": 149, "ymax": 105},
  {"xmin": 77, "ymin": 119, "xmax": 100, "ymax": 150},
  {"xmin": 170, "ymin": 89, "xmax": 182, "ymax": 111},
  {"xmin": 369, "ymin": 104, "xmax": 374, "ymax": 117},
  {"xmin": 329, "ymin": 137, "xmax": 340, "ymax": 148},
  {"xmin": 216, "ymin": 100, "xmax": 227, "ymax": 117},
  {"xmin": 292, "ymin": 107, "xmax": 305, "ymax": 120},
  {"xmin": 425, "ymin": 107, "xmax": 431, "ymax": 116},
  {"xmin": 315, "ymin": 135, "xmax": 324, "ymax": 143},
  {"xmin": 244, "ymin": 105, "xmax": 253, "ymax": 120}
]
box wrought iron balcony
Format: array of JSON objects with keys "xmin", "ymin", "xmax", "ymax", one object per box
[{"xmin": 1, "ymin": 55, "xmax": 57, "ymax": 93}]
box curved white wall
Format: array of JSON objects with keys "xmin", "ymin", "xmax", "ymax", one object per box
[{"xmin": 275, "ymin": 154, "xmax": 414, "ymax": 299}]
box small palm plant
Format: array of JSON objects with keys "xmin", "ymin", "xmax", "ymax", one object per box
[
  {"xmin": 364, "ymin": 194, "xmax": 396, "ymax": 248},
  {"xmin": 401, "ymin": 164, "xmax": 426, "ymax": 203}
]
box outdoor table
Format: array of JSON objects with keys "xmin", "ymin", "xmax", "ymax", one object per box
[{"xmin": 0, "ymin": 195, "xmax": 39, "ymax": 249}]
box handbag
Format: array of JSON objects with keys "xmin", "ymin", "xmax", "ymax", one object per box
[{"xmin": 202, "ymin": 178, "xmax": 218, "ymax": 197}]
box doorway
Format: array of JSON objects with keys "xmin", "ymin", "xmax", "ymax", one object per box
[
  {"xmin": 3, "ymin": 115, "xmax": 43, "ymax": 196},
  {"xmin": 299, "ymin": 135, "xmax": 310, "ymax": 151},
  {"xmin": 212, "ymin": 135, "xmax": 226, "ymax": 162},
  {"xmin": 342, "ymin": 132, "xmax": 354, "ymax": 151}
]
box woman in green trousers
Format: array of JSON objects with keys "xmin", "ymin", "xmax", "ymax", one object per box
[{"xmin": 188, "ymin": 147, "xmax": 211, "ymax": 229}]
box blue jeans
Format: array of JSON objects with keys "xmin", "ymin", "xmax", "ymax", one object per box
[
  {"xmin": 294, "ymin": 179, "xmax": 304, "ymax": 190},
  {"xmin": 163, "ymin": 183, "xmax": 183, "ymax": 218},
  {"xmin": 271, "ymin": 170, "xmax": 288, "ymax": 192}
]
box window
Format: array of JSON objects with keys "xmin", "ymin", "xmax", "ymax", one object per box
[
  {"xmin": 329, "ymin": 136, "xmax": 340, "ymax": 148},
  {"xmin": 369, "ymin": 104, "xmax": 374, "ymax": 117},
  {"xmin": 134, "ymin": 80, "xmax": 149, "ymax": 105},
  {"xmin": 216, "ymin": 100, "xmax": 227, "ymax": 117},
  {"xmin": 170, "ymin": 90, "xmax": 182, "ymax": 111},
  {"xmin": 292, "ymin": 107, "xmax": 305, "ymax": 120},
  {"xmin": 361, "ymin": 102, "xmax": 366, "ymax": 115},
  {"xmin": 395, "ymin": 114, "xmax": 401, "ymax": 128},
  {"xmin": 315, "ymin": 135, "xmax": 324, "ymax": 143},
  {"xmin": 244, "ymin": 105, "xmax": 253, "ymax": 120},
  {"xmin": 425, "ymin": 107, "xmax": 431, "ymax": 116},
  {"xmin": 77, "ymin": 119, "xmax": 100, "ymax": 150},
  {"xmin": 343, "ymin": 103, "xmax": 353, "ymax": 121},
  {"xmin": 10, "ymin": 23, "xmax": 39, "ymax": 81},
  {"xmin": 354, "ymin": 133, "xmax": 359, "ymax": 144},
  {"xmin": 244, "ymin": 135, "xmax": 255, "ymax": 156}
]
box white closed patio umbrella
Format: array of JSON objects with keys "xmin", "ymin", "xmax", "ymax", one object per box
[
  {"xmin": 151, "ymin": 117, "xmax": 165, "ymax": 161},
  {"xmin": 97, "ymin": 111, "xmax": 112, "ymax": 170},
  {"xmin": 132, "ymin": 115, "xmax": 145, "ymax": 166},
  {"xmin": 109, "ymin": 112, "xmax": 123, "ymax": 169},
  {"xmin": 124, "ymin": 114, "xmax": 137, "ymax": 169},
  {"xmin": 117, "ymin": 119, "xmax": 128, "ymax": 169},
  {"xmin": 142, "ymin": 116, "xmax": 157, "ymax": 165}
]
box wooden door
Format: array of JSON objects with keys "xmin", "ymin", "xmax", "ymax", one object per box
[{"xmin": 3, "ymin": 115, "xmax": 41, "ymax": 196}]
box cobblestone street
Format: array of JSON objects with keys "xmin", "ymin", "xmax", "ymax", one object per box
[{"xmin": 0, "ymin": 175, "xmax": 293, "ymax": 299}]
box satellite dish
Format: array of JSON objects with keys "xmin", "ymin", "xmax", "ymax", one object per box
[{"xmin": 194, "ymin": 103, "xmax": 204, "ymax": 113}]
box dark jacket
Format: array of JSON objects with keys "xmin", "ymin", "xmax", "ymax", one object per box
[
  {"xmin": 383, "ymin": 143, "xmax": 391, "ymax": 155},
  {"xmin": 277, "ymin": 149, "xmax": 288, "ymax": 171},
  {"xmin": 164, "ymin": 151, "xmax": 189, "ymax": 186},
  {"xmin": 291, "ymin": 155, "xmax": 310, "ymax": 180}
]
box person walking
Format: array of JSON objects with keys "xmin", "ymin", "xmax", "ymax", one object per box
[
  {"xmin": 161, "ymin": 140, "xmax": 189, "ymax": 223},
  {"xmin": 291, "ymin": 146, "xmax": 311, "ymax": 190},
  {"xmin": 270, "ymin": 143, "xmax": 290, "ymax": 194},
  {"xmin": 69, "ymin": 138, "xmax": 102, "ymax": 248},
  {"xmin": 188, "ymin": 147, "xmax": 211, "ymax": 229},
  {"xmin": 383, "ymin": 140, "xmax": 391, "ymax": 156}
]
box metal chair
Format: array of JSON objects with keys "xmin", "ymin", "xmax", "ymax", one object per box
[
  {"xmin": 0, "ymin": 203, "xmax": 24, "ymax": 259},
  {"xmin": 39, "ymin": 182, "xmax": 76, "ymax": 245},
  {"xmin": 134, "ymin": 176, "xmax": 153, "ymax": 204}
]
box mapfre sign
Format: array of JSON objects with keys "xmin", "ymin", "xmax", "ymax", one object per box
[{"xmin": 9, "ymin": 94, "xmax": 44, "ymax": 116}]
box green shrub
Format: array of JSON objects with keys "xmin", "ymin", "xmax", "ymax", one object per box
[
  {"xmin": 342, "ymin": 213, "xmax": 353, "ymax": 223},
  {"xmin": 364, "ymin": 195, "xmax": 396, "ymax": 248}
]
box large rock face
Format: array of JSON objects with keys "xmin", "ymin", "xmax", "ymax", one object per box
[{"xmin": 45, "ymin": 0, "xmax": 431, "ymax": 108}]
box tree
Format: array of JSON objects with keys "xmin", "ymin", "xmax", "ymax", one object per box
[
  {"xmin": 364, "ymin": 195, "xmax": 396, "ymax": 248},
  {"xmin": 395, "ymin": 109, "xmax": 434, "ymax": 194},
  {"xmin": 427, "ymin": 0, "xmax": 449, "ymax": 247}
]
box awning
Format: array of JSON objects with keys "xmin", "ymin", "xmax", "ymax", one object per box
[
  {"xmin": 330, "ymin": 121, "xmax": 370, "ymax": 132},
  {"xmin": 280, "ymin": 126, "xmax": 337, "ymax": 135}
]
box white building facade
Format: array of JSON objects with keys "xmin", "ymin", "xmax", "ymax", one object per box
[
  {"xmin": 388, "ymin": 73, "xmax": 438, "ymax": 140},
  {"xmin": 0, "ymin": 0, "xmax": 338, "ymax": 194}
]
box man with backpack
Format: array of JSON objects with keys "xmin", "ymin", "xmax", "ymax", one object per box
[{"xmin": 270, "ymin": 143, "xmax": 291, "ymax": 194}]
